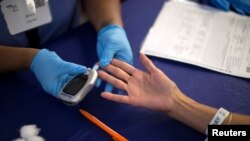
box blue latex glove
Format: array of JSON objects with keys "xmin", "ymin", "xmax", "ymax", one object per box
[
  {"xmin": 97, "ymin": 25, "xmax": 133, "ymax": 92},
  {"xmin": 97, "ymin": 24, "xmax": 133, "ymax": 67},
  {"xmin": 211, "ymin": 0, "xmax": 250, "ymax": 14},
  {"xmin": 31, "ymin": 49, "xmax": 87, "ymax": 97}
]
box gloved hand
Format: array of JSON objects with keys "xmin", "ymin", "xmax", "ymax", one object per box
[
  {"xmin": 210, "ymin": 0, "xmax": 250, "ymax": 14},
  {"xmin": 31, "ymin": 49, "xmax": 87, "ymax": 97},
  {"xmin": 97, "ymin": 24, "xmax": 133, "ymax": 67},
  {"xmin": 97, "ymin": 24, "xmax": 133, "ymax": 92}
]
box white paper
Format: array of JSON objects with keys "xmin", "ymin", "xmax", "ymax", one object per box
[{"xmin": 140, "ymin": 0, "xmax": 250, "ymax": 78}]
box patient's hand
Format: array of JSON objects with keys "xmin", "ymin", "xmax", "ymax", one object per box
[{"xmin": 98, "ymin": 54, "xmax": 184, "ymax": 113}]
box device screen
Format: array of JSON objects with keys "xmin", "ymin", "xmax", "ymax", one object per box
[{"xmin": 63, "ymin": 75, "xmax": 88, "ymax": 96}]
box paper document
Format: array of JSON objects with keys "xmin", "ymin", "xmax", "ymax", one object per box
[{"xmin": 140, "ymin": 0, "xmax": 250, "ymax": 78}]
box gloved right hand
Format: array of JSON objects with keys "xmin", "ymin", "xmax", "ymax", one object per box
[
  {"xmin": 96, "ymin": 25, "xmax": 133, "ymax": 92},
  {"xmin": 97, "ymin": 24, "xmax": 133, "ymax": 68},
  {"xmin": 210, "ymin": 0, "xmax": 250, "ymax": 15},
  {"xmin": 30, "ymin": 49, "xmax": 87, "ymax": 97}
]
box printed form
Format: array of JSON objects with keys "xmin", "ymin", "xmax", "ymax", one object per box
[{"xmin": 140, "ymin": 0, "xmax": 250, "ymax": 78}]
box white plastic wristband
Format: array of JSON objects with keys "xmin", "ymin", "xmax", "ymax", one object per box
[
  {"xmin": 209, "ymin": 107, "xmax": 230, "ymax": 125},
  {"xmin": 205, "ymin": 107, "xmax": 230, "ymax": 135},
  {"xmin": 204, "ymin": 108, "xmax": 230, "ymax": 141}
]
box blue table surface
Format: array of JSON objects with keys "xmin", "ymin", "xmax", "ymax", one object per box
[{"xmin": 1, "ymin": 0, "xmax": 250, "ymax": 140}]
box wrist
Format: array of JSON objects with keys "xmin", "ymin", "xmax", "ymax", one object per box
[
  {"xmin": 99, "ymin": 21, "xmax": 123, "ymax": 31},
  {"xmin": 167, "ymin": 92, "xmax": 195, "ymax": 116},
  {"xmin": 25, "ymin": 48, "xmax": 39, "ymax": 69},
  {"xmin": 98, "ymin": 24, "xmax": 125, "ymax": 37},
  {"xmin": 167, "ymin": 93, "xmax": 217, "ymax": 133}
]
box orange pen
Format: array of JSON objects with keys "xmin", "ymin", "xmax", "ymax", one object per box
[{"xmin": 79, "ymin": 109, "xmax": 128, "ymax": 141}]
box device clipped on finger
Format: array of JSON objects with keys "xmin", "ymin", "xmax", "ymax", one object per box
[{"xmin": 58, "ymin": 64, "xmax": 99, "ymax": 105}]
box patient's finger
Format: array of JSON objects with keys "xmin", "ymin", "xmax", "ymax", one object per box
[
  {"xmin": 139, "ymin": 54, "xmax": 157, "ymax": 73},
  {"xmin": 103, "ymin": 63, "xmax": 130, "ymax": 82},
  {"xmin": 101, "ymin": 92, "xmax": 129, "ymax": 104},
  {"xmin": 98, "ymin": 70, "xmax": 127, "ymax": 91},
  {"xmin": 111, "ymin": 59, "xmax": 137, "ymax": 75}
]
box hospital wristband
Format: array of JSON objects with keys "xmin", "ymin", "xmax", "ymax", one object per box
[
  {"xmin": 226, "ymin": 112, "xmax": 233, "ymax": 125},
  {"xmin": 205, "ymin": 107, "xmax": 230, "ymax": 135}
]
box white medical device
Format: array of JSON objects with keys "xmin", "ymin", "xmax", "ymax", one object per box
[{"xmin": 58, "ymin": 64, "xmax": 99, "ymax": 105}]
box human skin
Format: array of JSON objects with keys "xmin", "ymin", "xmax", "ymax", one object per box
[{"xmin": 98, "ymin": 54, "xmax": 250, "ymax": 134}]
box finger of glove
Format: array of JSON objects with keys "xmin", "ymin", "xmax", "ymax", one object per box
[
  {"xmin": 58, "ymin": 62, "xmax": 87, "ymax": 75},
  {"xmin": 53, "ymin": 74, "xmax": 72, "ymax": 97},
  {"xmin": 229, "ymin": 0, "xmax": 250, "ymax": 14},
  {"xmin": 97, "ymin": 41, "xmax": 104, "ymax": 59},
  {"xmin": 210, "ymin": 0, "xmax": 230, "ymax": 11},
  {"xmin": 117, "ymin": 89, "xmax": 126, "ymax": 95},
  {"xmin": 232, "ymin": 6, "xmax": 245, "ymax": 14},
  {"xmin": 244, "ymin": 7, "xmax": 250, "ymax": 14},
  {"xmin": 105, "ymin": 83, "xmax": 114, "ymax": 93},
  {"xmin": 114, "ymin": 52, "xmax": 133, "ymax": 66},
  {"xmin": 99, "ymin": 47, "xmax": 116, "ymax": 67},
  {"xmin": 241, "ymin": 0, "xmax": 250, "ymax": 14},
  {"xmin": 245, "ymin": 8, "xmax": 250, "ymax": 14},
  {"xmin": 95, "ymin": 78, "xmax": 102, "ymax": 88}
]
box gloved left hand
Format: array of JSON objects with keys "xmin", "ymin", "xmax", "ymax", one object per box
[
  {"xmin": 30, "ymin": 49, "xmax": 87, "ymax": 97},
  {"xmin": 97, "ymin": 24, "xmax": 133, "ymax": 67},
  {"xmin": 210, "ymin": 0, "xmax": 250, "ymax": 15}
]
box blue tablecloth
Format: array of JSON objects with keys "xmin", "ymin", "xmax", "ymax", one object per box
[{"xmin": 1, "ymin": 0, "xmax": 250, "ymax": 140}]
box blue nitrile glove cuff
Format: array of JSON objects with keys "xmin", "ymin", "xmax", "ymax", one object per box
[
  {"xmin": 31, "ymin": 49, "xmax": 87, "ymax": 97},
  {"xmin": 97, "ymin": 24, "xmax": 133, "ymax": 67},
  {"xmin": 211, "ymin": 0, "xmax": 250, "ymax": 15},
  {"xmin": 210, "ymin": 0, "xmax": 230, "ymax": 11},
  {"xmin": 228, "ymin": 0, "xmax": 250, "ymax": 14}
]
